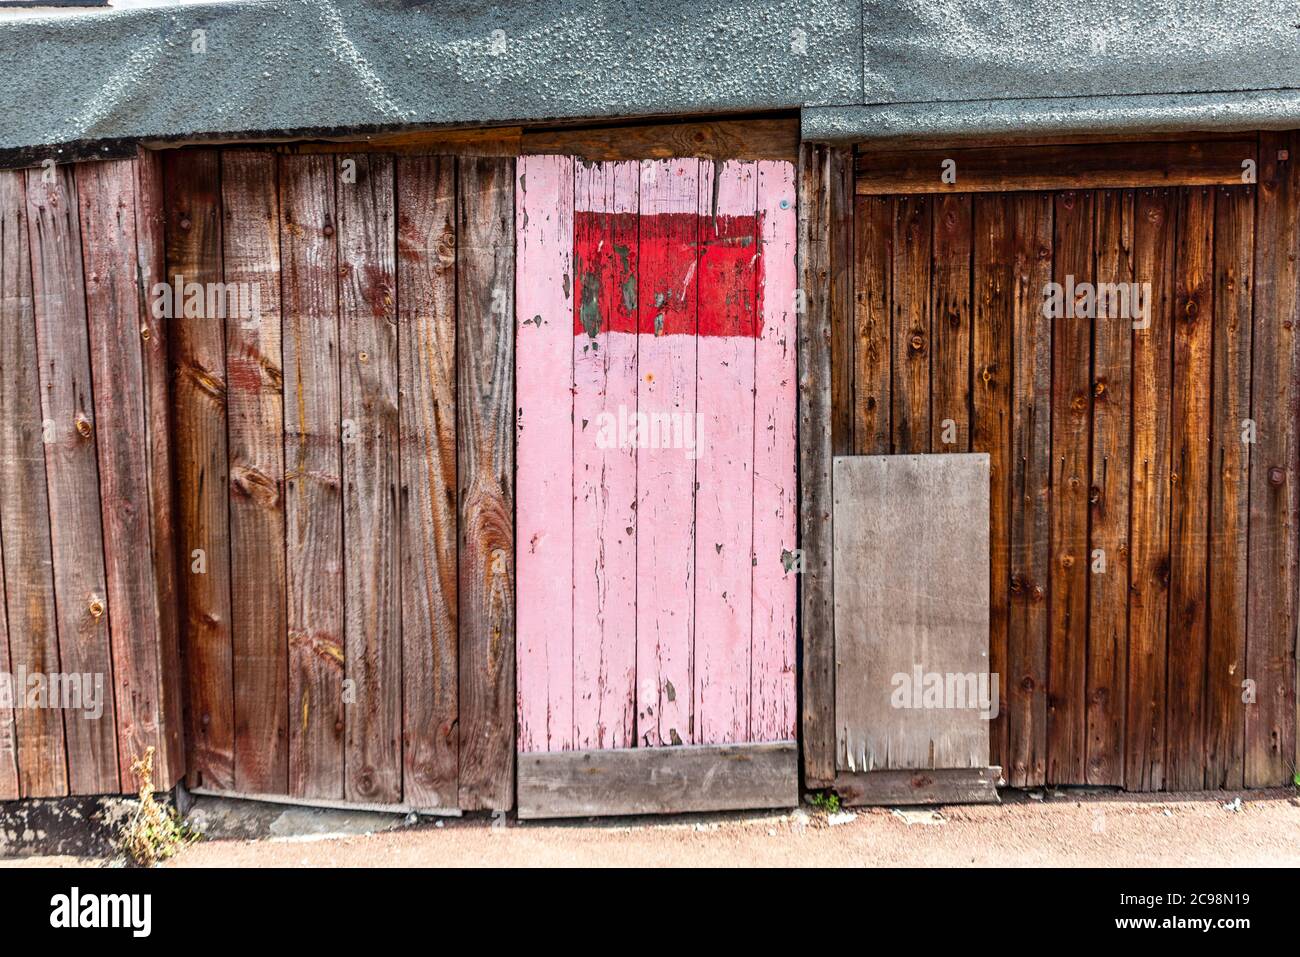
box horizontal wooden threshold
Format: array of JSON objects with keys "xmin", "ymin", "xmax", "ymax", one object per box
[
  {"xmin": 834, "ymin": 767, "xmax": 1002, "ymax": 807},
  {"xmin": 856, "ymin": 139, "xmax": 1257, "ymax": 194},
  {"xmin": 517, "ymin": 741, "xmax": 798, "ymax": 820},
  {"xmin": 521, "ymin": 117, "xmax": 799, "ymax": 162}
]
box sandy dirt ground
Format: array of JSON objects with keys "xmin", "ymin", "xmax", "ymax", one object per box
[{"xmin": 8, "ymin": 789, "xmax": 1297, "ymax": 868}]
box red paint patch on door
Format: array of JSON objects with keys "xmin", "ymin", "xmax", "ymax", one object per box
[{"xmin": 573, "ymin": 211, "xmax": 765, "ymax": 338}]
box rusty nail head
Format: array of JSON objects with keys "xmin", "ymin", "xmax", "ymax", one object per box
[{"xmin": 1270, "ymin": 466, "xmax": 1285, "ymax": 486}]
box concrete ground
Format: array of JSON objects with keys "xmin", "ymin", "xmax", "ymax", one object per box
[{"xmin": 3, "ymin": 788, "xmax": 1297, "ymax": 867}]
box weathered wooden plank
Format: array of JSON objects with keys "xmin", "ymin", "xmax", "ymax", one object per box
[
  {"xmin": 1167, "ymin": 186, "xmax": 1214, "ymax": 790},
  {"xmin": 1085, "ymin": 189, "xmax": 1133, "ymax": 787},
  {"xmin": 829, "ymin": 148, "xmax": 854, "ymax": 456},
  {"xmin": 396, "ymin": 155, "xmax": 459, "ymax": 806},
  {"xmin": 521, "ymin": 118, "xmax": 798, "ymax": 163},
  {"xmin": 834, "ymin": 766, "xmax": 1001, "ymax": 807},
  {"xmin": 79, "ymin": 159, "xmax": 171, "ymax": 795},
  {"xmin": 1246, "ymin": 133, "xmax": 1299, "ymax": 787},
  {"xmin": 930, "ymin": 193, "xmax": 972, "ymax": 452},
  {"xmin": 1126, "ymin": 187, "xmax": 1175, "ymax": 792},
  {"xmin": 797, "ymin": 144, "xmax": 835, "ymax": 786},
  {"xmin": 853, "ymin": 194, "xmax": 892, "ymax": 455},
  {"xmin": 515, "ymin": 154, "xmax": 575, "ymax": 754},
  {"xmin": 134, "ymin": 147, "xmax": 186, "ymax": 789},
  {"xmin": 634, "ymin": 158, "xmax": 699, "ymax": 748},
  {"xmin": 279, "ymin": 154, "xmax": 345, "ymax": 800},
  {"xmin": 457, "ymin": 156, "xmax": 515, "ymax": 810},
  {"xmin": 833, "ymin": 453, "xmax": 991, "ymax": 772},
  {"xmin": 891, "ymin": 195, "xmax": 932, "ymax": 453},
  {"xmin": 572, "ymin": 159, "xmax": 638, "ymax": 750},
  {"xmin": 694, "ymin": 159, "xmax": 757, "ymax": 745},
  {"xmin": 1046, "ymin": 190, "xmax": 1093, "ymax": 785},
  {"xmin": 0, "ymin": 169, "xmax": 68, "ymax": 797},
  {"xmin": 971, "ymin": 193, "xmax": 1013, "ymax": 774},
  {"xmin": 337, "ymin": 154, "xmax": 401, "ymax": 804},
  {"xmin": 220, "ymin": 150, "xmax": 289, "ymax": 795},
  {"xmin": 164, "ymin": 149, "xmax": 234, "ymax": 791},
  {"xmin": 750, "ymin": 160, "xmax": 799, "ymax": 742},
  {"xmin": 0, "ymin": 515, "xmax": 16, "ymax": 798},
  {"xmin": 856, "ymin": 139, "xmax": 1258, "ymax": 194},
  {"xmin": 1006, "ymin": 192, "xmax": 1053, "ymax": 788},
  {"xmin": 1206, "ymin": 184, "xmax": 1254, "ymax": 790},
  {"xmin": 516, "ymin": 741, "xmax": 798, "ymax": 819},
  {"xmin": 25, "ymin": 164, "xmax": 119, "ymax": 794},
  {"xmin": 276, "ymin": 126, "xmax": 521, "ymax": 158}
]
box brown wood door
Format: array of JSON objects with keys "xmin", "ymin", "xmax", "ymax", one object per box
[{"xmin": 847, "ymin": 140, "xmax": 1297, "ymax": 792}]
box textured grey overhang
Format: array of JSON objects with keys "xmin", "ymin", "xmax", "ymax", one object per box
[
  {"xmin": 3, "ymin": 0, "xmax": 1300, "ymax": 159},
  {"xmin": 0, "ymin": 0, "xmax": 860, "ymax": 155}
]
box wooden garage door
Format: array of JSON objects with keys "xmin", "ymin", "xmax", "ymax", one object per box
[
  {"xmin": 849, "ymin": 137, "xmax": 1298, "ymax": 791},
  {"xmin": 514, "ymin": 155, "xmax": 799, "ymax": 814}
]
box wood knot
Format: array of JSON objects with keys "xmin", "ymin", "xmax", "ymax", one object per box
[
  {"xmin": 179, "ymin": 216, "xmax": 192, "ymax": 231},
  {"xmin": 88, "ymin": 597, "xmax": 105, "ymax": 619},
  {"xmin": 74, "ymin": 414, "xmax": 93, "ymax": 438},
  {"xmin": 323, "ymin": 223, "xmax": 335, "ymax": 237},
  {"xmin": 909, "ymin": 332, "xmax": 925, "ymax": 353}
]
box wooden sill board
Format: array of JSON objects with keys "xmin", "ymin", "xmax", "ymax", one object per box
[{"xmin": 835, "ymin": 767, "xmax": 1003, "ymax": 807}]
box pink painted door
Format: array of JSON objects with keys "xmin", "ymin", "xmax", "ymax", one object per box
[{"xmin": 516, "ymin": 155, "xmax": 797, "ymax": 757}]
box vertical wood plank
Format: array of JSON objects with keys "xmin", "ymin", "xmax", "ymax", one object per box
[
  {"xmin": 79, "ymin": 160, "xmax": 171, "ymax": 794},
  {"xmin": 280, "ymin": 154, "xmax": 345, "ymax": 800},
  {"xmin": 572, "ymin": 160, "xmax": 638, "ymax": 750},
  {"xmin": 457, "ymin": 156, "xmax": 515, "ymax": 810},
  {"xmin": 1206, "ymin": 184, "xmax": 1254, "ymax": 790},
  {"xmin": 1167, "ymin": 186, "xmax": 1214, "ymax": 790},
  {"xmin": 26, "ymin": 164, "xmax": 120, "ymax": 794},
  {"xmin": 221, "ymin": 151, "xmax": 289, "ymax": 795},
  {"xmin": 972, "ymin": 193, "xmax": 1013, "ymax": 773},
  {"xmin": 515, "ymin": 154, "xmax": 575, "ymax": 754},
  {"xmin": 0, "ymin": 169, "xmax": 68, "ymax": 797},
  {"xmin": 830, "ymin": 149, "xmax": 854, "ymax": 457},
  {"xmin": 338, "ymin": 154, "xmax": 401, "ymax": 804},
  {"xmin": 1086, "ymin": 189, "xmax": 1134, "ymax": 786},
  {"xmin": 1246, "ymin": 133, "xmax": 1299, "ymax": 787},
  {"xmin": 931, "ymin": 193, "xmax": 972, "ymax": 452},
  {"xmin": 0, "ymin": 522, "xmax": 16, "ymax": 798},
  {"xmin": 1047, "ymin": 190, "xmax": 1093, "ymax": 784},
  {"xmin": 694, "ymin": 159, "xmax": 758, "ymax": 745},
  {"xmin": 164, "ymin": 149, "xmax": 234, "ymax": 790},
  {"xmin": 397, "ymin": 155, "xmax": 459, "ymax": 806},
  {"xmin": 134, "ymin": 147, "xmax": 186, "ymax": 789},
  {"xmin": 635, "ymin": 158, "xmax": 699, "ymax": 747},
  {"xmin": 798, "ymin": 144, "xmax": 835, "ymax": 785},
  {"xmin": 1007, "ymin": 191, "xmax": 1053, "ymax": 788},
  {"xmin": 892, "ymin": 195, "xmax": 932, "ymax": 453},
  {"xmin": 853, "ymin": 194, "xmax": 892, "ymax": 455},
  {"xmin": 1126, "ymin": 187, "xmax": 1175, "ymax": 792},
  {"xmin": 751, "ymin": 159, "xmax": 799, "ymax": 742}
]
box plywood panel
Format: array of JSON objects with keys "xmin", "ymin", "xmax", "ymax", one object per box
[
  {"xmin": 572, "ymin": 160, "xmax": 638, "ymax": 750},
  {"xmin": 396, "ymin": 155, "xmax": 459, "ymax": 808},
  {"xmin": 337, "ymin": 154, "xmax": 401, "ymax": 804},
  {"xmin": 221, "ymin": 150, "xmax": 289, "ymax": 795},
  {"xmin": 634, "ymin": 157, "xmax": 699, "ymax": 748},
  {"xmin": 279, "ymin": 154, "xmax": 345, "ymax": 800},
  {"xmin": 25, "ymin": 164, "xmax": 119, "ymax": 794},
  {"xmin": 750, "ymin": 160, "xmax": 799, "ymax": 742},
  {"xmin": 694, "ymin": 160, "xmax": 757, "ymax": 744},
  {"xmin": 833, "ymin": 453, "xmax": 991, "ymax": 772}
]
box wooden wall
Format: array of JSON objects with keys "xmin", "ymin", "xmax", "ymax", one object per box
[
  {"xmin": 0, "ymin": 152, "xmax": 183, "ymax": 798},
  {"xmin": 829, "ymin": 133, "xmax": 1299, "ymax": 791},
  {"xmin": 162, "ymin": 148, "xmax": 514, "ymax": 811}
]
